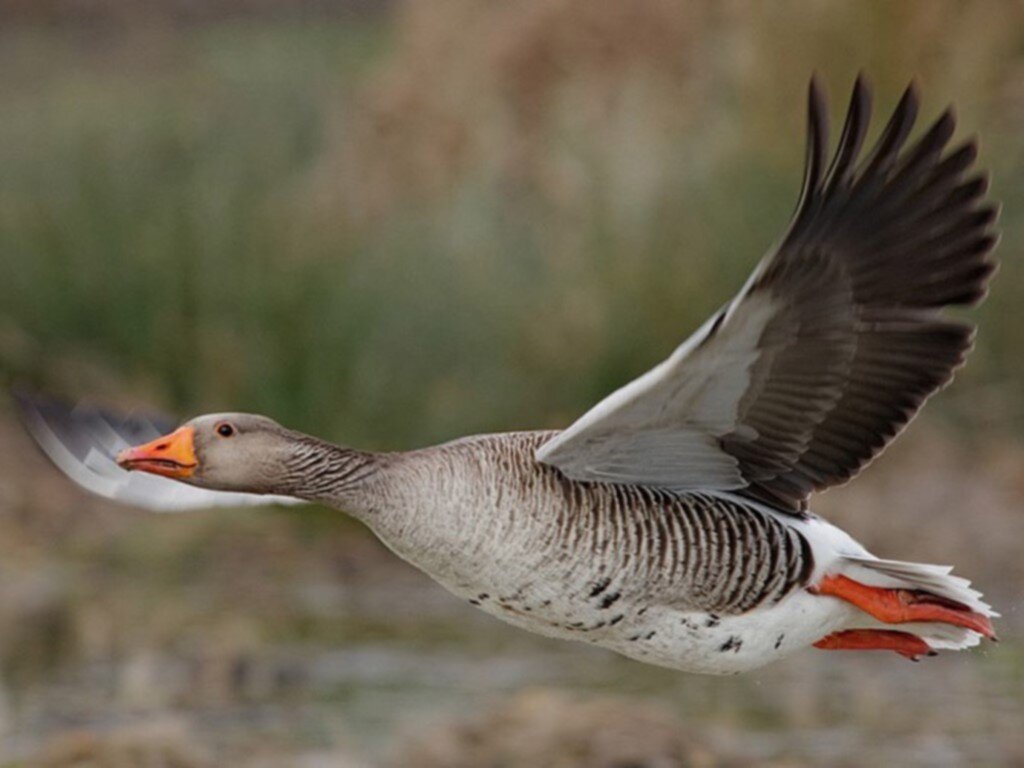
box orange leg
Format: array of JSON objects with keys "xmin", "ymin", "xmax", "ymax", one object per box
[
  {"xmin": 814, "ymin": 629, "xmax": 935, "ymax": 661},
  {"xmin": 810, "ymin": 574, "xmax": 997, "ymax": 641}
]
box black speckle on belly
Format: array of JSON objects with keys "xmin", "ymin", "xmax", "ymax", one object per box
[
  {"xmin": 705, "ymin": 614, "xmax": 721, "ymax": 628},
  {"xmin": 559, "ymin": 618, "xmax": 611, "ymax": 633},
  {"xmin": 477, "ymin": 593, "xmax": 489, "ymax": 601},
  {"xmin": 598, "ymin": 591, "xmax": 621, "ymax": 610},
  {"xmin": 774, "ymin": 633, "xmax": 785, "ymax": 649},
  {"xmin": 468, "ymin": 599, "xmax": 480, "ymax": 606},
  {"xmin": 609, "ymin": 614, "xmax": 624, "ymax": 626},
  {"xmin": 588, "ymin": 577, "xmax": 612, "ymax": 598},
  {"xmin": 720, "ymin": 636, "xmax": 742, "ymax": 653}
]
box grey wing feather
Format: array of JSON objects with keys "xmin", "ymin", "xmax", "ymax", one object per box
[
  {"xmin": 14, "ymin": 391, "xmax": 302, "ymax": 512},
  {"xmin": 537, "ymin": 74, "xmax": 999, "ymax": 514}
]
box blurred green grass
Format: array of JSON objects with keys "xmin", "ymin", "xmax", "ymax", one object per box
[
  {"xmin": 0, "ymin": 22, "xmax": 386, "ymax": 437},
  {"xmin": 1, "ymin": 5, "xmax": 1024, "ymax": 765},
  {"xmin": 1, "ymin": 5, "xmax": 1021, "ymax": 454}
]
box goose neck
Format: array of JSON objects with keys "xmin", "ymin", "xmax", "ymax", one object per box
[{"xmin": 282, "ymin": 435, "xmax": 383, "ymax": 511}]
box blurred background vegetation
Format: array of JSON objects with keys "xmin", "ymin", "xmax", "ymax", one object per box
[{"xmin": 1, "ymin": 1, "xmax": 1023, "ymax": 766}]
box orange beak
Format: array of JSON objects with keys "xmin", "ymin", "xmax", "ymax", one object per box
[{"xmin": 116, "ymin": 426, "xmax": 198, "ymax": 479}]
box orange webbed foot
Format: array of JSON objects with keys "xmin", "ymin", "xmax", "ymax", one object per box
[
  {"xmin": 810, "ymin": 574, "xmax": 996, "ymax": 641},
  {"xmin": 814, "ymin": 629, "xmax": 936, "ymax": 661}
]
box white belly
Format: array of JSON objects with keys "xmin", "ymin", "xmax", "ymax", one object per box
[
  {"xmin": 443, "ymin": 575, "xmax": 855, "ymax": 675},
  {"xmin": 602, "ymin": 589, "xmax": 855, "ymax": 674}
]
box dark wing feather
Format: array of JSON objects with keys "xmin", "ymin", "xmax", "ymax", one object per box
[
  {"xmin": 537, "ymin": 76, "xmax": 998, "ymax": 515},
  {"xmin": 721, "ymin": 75, "xmax": 998, "ymax": 510}
]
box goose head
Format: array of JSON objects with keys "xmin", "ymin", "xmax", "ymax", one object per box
[{"xmin": 116, "ymin": 413, "xmax": 300, "ymax": 494}]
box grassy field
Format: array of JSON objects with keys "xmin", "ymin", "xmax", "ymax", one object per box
[
  {"xmin": 2, "ymin": 3, "xmax": 1023, "ymax": 446},
  {"xmin": 1, "ymin": 2, "xmax": 1023, "ymax": 765}
]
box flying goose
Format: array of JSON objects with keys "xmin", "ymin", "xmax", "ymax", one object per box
[{"xmin": 17, "ymin": 76, "xmax": 999, "ymax": 674}]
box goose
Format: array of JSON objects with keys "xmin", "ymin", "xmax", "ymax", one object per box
[{"xmin": 17, "ymin": 76, "xmax": 999, "ymax": 675}]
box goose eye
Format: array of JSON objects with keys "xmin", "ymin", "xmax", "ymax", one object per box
[{"xmin": 216, "ymin": 423, "xmax": 235, "ymax": 438}]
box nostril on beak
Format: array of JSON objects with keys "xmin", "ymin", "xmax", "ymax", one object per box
[{"xmin": 155, "ymin": 443, "xmax": 169, "ymax": 451}]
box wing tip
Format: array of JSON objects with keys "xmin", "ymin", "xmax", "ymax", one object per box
[
  {"xmin": 795, "ymin": 74, "xmax": 830, "ymax": 220},
  {"xmin": 824, "ymin": 74, "xmax": 873, "ymax": 190},
  {"xmin": 11, "ymin": 385, "xmax": 46, "ymax": 420}
]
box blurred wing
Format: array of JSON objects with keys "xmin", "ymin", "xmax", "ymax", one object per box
[
  {"xmin": 536, "ymin": 75, "xmax": 998, "ymax": 513},
  {"xmin": 14, "ymin": 392, "xmax": 303, "ymax": 512}
]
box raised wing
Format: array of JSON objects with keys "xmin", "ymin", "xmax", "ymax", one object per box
[
  {"xmin": 14, "ymin": 391, "xmax": 302, "ymax": 512},
  {"xmin": 536, "ymin": 76, "xmax": 999, "ymax": 513}
]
